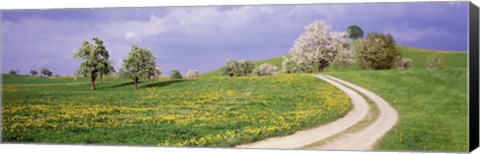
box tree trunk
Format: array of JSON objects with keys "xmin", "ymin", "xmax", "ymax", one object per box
[
  {"xmin": 134, "ymin": 78, "xmax": 139, "ymax": 89},
  {"xmin": 318, "ymin": 63, "xmax": 324, "ymax": 72},
  {"xmin": 90, "ymin": 79, "xmax": 96, "ymax": 90}
]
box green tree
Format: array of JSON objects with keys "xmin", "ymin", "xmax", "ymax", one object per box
[
  {"xmin": 170, "ymin": 70, "xmax": 183, "ymax": 79},
  {"xmin": 119, "ymin": 45, "xmax": 157, "ymax": 89},
  {"xmin": 347, "ymin": 25, "xmax": 364, "ymax": 40},
  {"xmin": 40, "ymin": 68, "xmax": 52, "ymax": 77},
  {"xmin": 74, "ymin": 37, "xmax": 112, "ymax": 90},
  {"xmin": 355, "ymin": 32, "xmax": 401, "ymax": 70},
  {"xmin": 30, "ymin": 70, "xmax": 38, "ymax": 76},
  {"xmin": 99, "ymin": 60, "xmax": 115, "ymax": 83}
]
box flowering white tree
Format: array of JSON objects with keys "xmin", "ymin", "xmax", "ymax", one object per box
[
  {"xmin": 290, "ymin": 20, "xmax": 353, "ymax": 72},
  {"xmin": 186, "ymin": 69, "xmax": 200, "ymax": 79},
  {"xmin": 253, "ymin": 63, "xmax": 279, "ymax": 76}
]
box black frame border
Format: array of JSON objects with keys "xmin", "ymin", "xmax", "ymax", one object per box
[{"xmin": 469, "ymin": 1, "xmax": 479, "ymax": 152}]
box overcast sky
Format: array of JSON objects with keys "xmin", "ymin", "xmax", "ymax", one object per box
[{"xmin": 1, "ymin": 2, "xmax": 469, "ymax": 76}]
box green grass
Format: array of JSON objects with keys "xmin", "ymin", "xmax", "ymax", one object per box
[
  {"xmin": 397, "ymin": 46, "xmax": 467, "ymax": 69},
  {"xmin": 324, "ymin": 68, "xmax": 468, "ymax": 152},
  {"xmin": 2, "ymin": 74, "xmax": 351, "ymax": 147}
]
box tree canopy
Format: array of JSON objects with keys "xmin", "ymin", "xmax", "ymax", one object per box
[
  {"xmin": 74, "ymin": 37, "xmax": 113, "ymax": 90},
  {"xmin": 119, "ymin": 45, "xmax": 157, "ymax": 89},
  {"xmin": 355, "ymin": 32, "xmax": 401, "ymax": 70},
  {"xmin": 347, "ymin": 25, "xmax": 364, "ymax": 40},
  {"xmin": 290, "ymin": 20, "xmax": 353, "ymax": 72},
  {"xmin": 30, "ymin": 70, "xmax": 38, "ymax": 76},
  {"xmin": 40, "ymin": 68, "xmax": 52, "ymax": 77}
]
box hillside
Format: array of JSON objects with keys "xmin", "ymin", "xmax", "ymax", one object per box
[
  {"xmin": 323, "ymin": 46, "xmax": 468, "ymax": 151},
  {"xmin": 200, "ymin": 45, "xmax": 467, "ymax": 77}
]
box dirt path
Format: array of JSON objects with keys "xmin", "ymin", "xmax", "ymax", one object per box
[
  {"xmin": 312, "ymin": 75, "xmax": 399, "ymax": 150},
  {"xmin": 237, "ymin": 74, "xmax": 399, "ymax": 151},
  {"xmin": 236, "ymin": 75, "xmax": 369, "ymax": 149}
]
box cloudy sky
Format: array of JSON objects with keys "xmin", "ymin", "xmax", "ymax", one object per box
[{"xmin": 1, "ymin": 2, "xmax": 469, "ymax": 76}]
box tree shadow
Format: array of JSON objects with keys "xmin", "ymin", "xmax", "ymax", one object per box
[
  {"xmin": 142, "ymin": 79, "xmax": 187, "ymax": 88},
  {"xmin": 107, "ymin": 81, "xmax": 140, "ymax": 89}
]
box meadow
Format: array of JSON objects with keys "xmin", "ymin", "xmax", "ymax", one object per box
[{"xmin": 2, "ymin": 74, "xmax": 351, "ymax": 147}]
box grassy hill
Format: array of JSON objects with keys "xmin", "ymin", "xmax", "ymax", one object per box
[
  {"xmin": 323, "ymin": 46, "xmax": 468, "ymax": 152},
  {"xmin": 326, "ymin": 68, "xmax": 468, "ymax": 152},
  {"xmin": 201, "ymin": 45, "xmax": 467, "ymax": 77}
]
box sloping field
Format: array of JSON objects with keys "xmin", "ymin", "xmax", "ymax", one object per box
[{"xmin": 2, "ymin": 74, "xmax": 351, "ymax": 147}]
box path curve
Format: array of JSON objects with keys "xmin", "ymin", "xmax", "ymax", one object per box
[
  {"xmin": 313, "ymin": 75, "xmax": 399, "ymax": 150},
  {"xmin": 236, "ymin": 75, "xmax": 369, "ymax": 149}
]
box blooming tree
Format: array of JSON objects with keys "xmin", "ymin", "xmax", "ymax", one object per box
[
  {"xmin": 74, "ymin": 37, "xmax": 113, "ymax": 90},
  {"xmin": 119, "ymin": 45, "xmax": 157, "ymax": 89},
  {"xmin": 290, "ymin": 20, "xmax": 353, "ymax": 72}
]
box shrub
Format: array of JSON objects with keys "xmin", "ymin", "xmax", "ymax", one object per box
[
  {"xmin": 186, "ymin": 69, "xmax": 200, "ymax": 79},
  {"xmin": 281, "ymin": 57, "xmax": 300, "ymax": 74},
  {"xmin": 170, "ymin": 70, "xmax": 183, "ymax": 79},
  {"xmin": 394, "ymin": 57, "xmax": 413, "ymax": 70},
  {"xmin": 355, "ymin": 32, "xmax": 401, "ymax": 70},
  {"xmin": 425, "ymin": 52, "xmax": 446, "ymax": 69},
  {"xmin": 220, "ymin": 59, "xmax": 255, "ymax": 77},
  {"xmin": 281, "ymin": 56, "xmax": 313, "ymax": 73},
  {"xmin": 253, "ymin": 63, "xmax": 279, "ymax": 76}
]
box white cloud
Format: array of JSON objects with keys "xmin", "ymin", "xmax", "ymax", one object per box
[
  {"xmin": 383, "ymin": 25, "xmax": 450, "ymax": 42},
  {"xmin": 125, "ymin": 31, "xmax": 139, "ymax": 39}
]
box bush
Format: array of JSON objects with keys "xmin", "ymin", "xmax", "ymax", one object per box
[
  {"xmin": 281, "ymin": 57, "xmax": 299, "ymax": 74},
  {"xmin": 186, "ymin": 69, "xmax": 200, "ymax": 79},
  {"xmin": 220, "ymin": 59, "xmax": 255, "ymax": 77},
  {"xmin": 394, "ymin": 57, "xmax": 413, "ymax": 70},
  {"xmin": 425, "ymin": 52, "xmax": 446, "ymax": 69},
  {"xmin": 253, "ymin": 63, "xmax": 279, "ymax": 76},
  {"xmin": 281, "ymin": 56, "xmax": 312, "ymax": 73},
  {"xmin": 170, "ymin": 70, "xmax": 183, "ymax": 79},
  {"xmin": 355, "ymin": 32, "xmax": 401, "ymax": 70}
]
